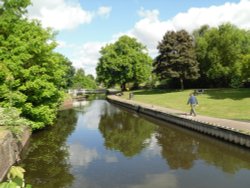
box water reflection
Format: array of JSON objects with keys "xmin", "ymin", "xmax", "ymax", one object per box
[
  {"xmin": 196, "ymin": 131, "xmax": 250, "ymax": 174},
  {"xmin": 20, "ymin": 100, "xmax": 250, "ymax": 188},
  {"xmin": 69, "ymin": 144, "xmax": 98, "ymax": 167},
  {"xmin": 127, "ymin": 173, "xmax": 178, "ymax": 188},
  {"xmin": 79, "ymin": 100, "xmax": 107, "ymax": 130},
  {"xmin": 98, "ymin": 106, "xmax": 155, "ymax": 157},
  {"xmin": 146, "ymin": 115, "xmax": 250, "ymax": 173},
  {"xmin": 156, "ymin": 124, "xmax": 198, "ymax": 169},
  {"xmin": 20, "ymin": 109, "xmax": 78, "ymax": 188}
]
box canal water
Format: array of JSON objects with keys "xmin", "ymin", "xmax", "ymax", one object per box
[{"xmin": 20, "ymin": 99, "xmax": 250, "ymax": 188}]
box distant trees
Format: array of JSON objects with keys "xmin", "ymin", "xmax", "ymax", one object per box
[
  {"xmin": 96, "ymin": 35, "xmax": 152, "ymax": 90},
  {"xmin": 72, "ymin": 68, "xmax": 97, "ymax": 89},
  {"xmin": 152, "ymin": 24, "xmax": 250, "ymax": 89},
  {"xmin": 194, "ymin": 23, "xmax": 250, "ymax": 88},
  {"xmin": 96, "ymin": 25, "xmax": 250, "ymax": 90},
  {"xmin": 0, "ymin": 0, "xmax": 74, "ymax": 129},
  {"xmin": 242, "ymin": 55, "xmax": 250, "ymax": 84},
  {"xmin": 153, "ymin": 30, "xmax": 199, "ymax": 90}
]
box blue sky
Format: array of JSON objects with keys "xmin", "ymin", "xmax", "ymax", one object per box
[{"xmin": 28, "ymin": 0, "xmax": 250, "ymax": 76}]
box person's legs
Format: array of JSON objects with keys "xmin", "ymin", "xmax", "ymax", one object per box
[
  {"xmin": 190, "ymin": 105, "xmax": 196, "ymax": 116},
  {"xmin": 189, "ymin": 105, "xmax": 193, "ymax": 115}
]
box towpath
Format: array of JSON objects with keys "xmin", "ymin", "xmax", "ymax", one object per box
[{"xmin": 108, "ymin": 95, "xmax": 250, "ymax": 134}]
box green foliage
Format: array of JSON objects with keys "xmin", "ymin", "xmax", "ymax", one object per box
[
  {"xmin": 153, "ymin": 30, "xmax": 199, "ymax": 90},
  {"xmin": 144, "ymin": 74, "xmax": 160, "ymax": 89},
  {"xmin": 96, "ymin": 35, "xmax": 152, "ymax": 90},
  {"xmin": 99, "ymin": 107, "xmax": 155, "ymax": 157},
  {"xmin": 63, "ymin": 59, "xmax": 75, "ymax": 89},
  {"xmin": 194, "ymin": 23, "xmax": 250, "ymax": 88},
  {"xmin": 0, "ymin": 166, "xmax": 32, "ymax": 188},
  {"xmin": 20, "ymin": 110, "xmax": 77, "ymax": 187},
  {"xmin": 72, "ymin": 68, "xmax": 97, "ymax": 89},
  {"xmin": 0, "ymin": 0, "xmax": 74, "ymax": 130},
  {"xmin": 241, "ymin": 54, "xmax": 250, "ymax": 82},
  {"xmin": 0, "ymin": 107, "xmax": 31, "ymax": 136},
  {"xmin": 0, "ymin": 107, "xmax": 31, "ymax": 127}
]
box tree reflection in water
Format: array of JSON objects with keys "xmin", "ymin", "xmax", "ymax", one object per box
[
  {"xmin": 150, "ymin": 116, "xmax": 250, "ymax": 173},
  {"xmin": 99, "ymin": 104, "xmax": 250, "ymax": 173},
  {"xmin": 19, "ymin": 100, "xmax": 250, "ymax": 188},
  {"xmin": 99, "ymin": 105, "xmax": 156, "ymax": 157},
  {"xmin": 20, "ymin": 109, "xmax": 78, "ymax": 188},
  {"xmin": 156, "ymin": 124, "xmax": 199, "ymax": 169}
]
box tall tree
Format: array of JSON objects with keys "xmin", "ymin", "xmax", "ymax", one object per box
[
  {"xmin": 0, "ymin": 0, "xmax": 74, "ymax": 129},
  {"xmin": 96, "ymin": 35, "xmax": 152, "ymax": 90},
  {"xmin": 153, "ymin": 30, "xmax": 199, "ymax": 90},
  {"xmin": 194, "ymin": 23, "xmax": 250, "ymax": 88}
]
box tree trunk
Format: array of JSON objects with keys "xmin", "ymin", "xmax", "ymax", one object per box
[
  {"xmin": 133, "ymin": 82, "xmax": 139, "ymax": 90},
  {"xmin": 180, "ymin": 78, "xmax": 184, "ymax": 90},
  {"xmin": 120, "ymin": 83, "xmax": 126, "ymax": 91}
]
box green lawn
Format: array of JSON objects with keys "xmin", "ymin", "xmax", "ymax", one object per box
[{"xmin": 122, "ymin": 88, "xmax": 250, "ymax": 121}]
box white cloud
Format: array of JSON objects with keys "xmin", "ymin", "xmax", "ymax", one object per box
[
  {"xmin": 28, "ymin": 0, "xmax": 93, "ymax": 30},
  {"xmin": 128, "ymin": 173, "xmax": 178, "ymax": 188},
  {"xmin": 28, "ymin": 0, "xmax": 112, "ymax": 30},
  {"xmin": 104, "ymin": 154, "xmax": 118, "ymax": 163},
  {"xmin": 71, "ymin": 41, "xmax": 106, "ymax": 76},
  {"xmin": 97, "ymin": 6, "xmax": 112, "ymax": 18},
  {"xmin": 80, "ymin": 100, "xmax": 104, "ymax": 129},
  {"xmin": 171, "ymin": 0, "xmax": 250, "ymax": 32},
  {"xmin": 143, "ymin": 133, "xmax": 161, "ymax": 158},
  {"xmin": 128, "ymin": 0, "xmax": 250, "ymax": 57},
  {"xmin": 129, "ymin": 8, "xmax": 175, "ymax": 57},
  {"xmin": 69, "ymin": 143, "xmax": 98, "ymax": 167},
  {"xmin": 57, "ymin": 0, "xmax": 250, "ymax": 75},
  {"xmin": 56, "ymin": 40, "xmax": 67, "ymax": 48}
]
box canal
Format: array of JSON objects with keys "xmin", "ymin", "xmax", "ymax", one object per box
[{"xmin": 20, "ymin": 98, "xmax": 250, "ymax": 188}]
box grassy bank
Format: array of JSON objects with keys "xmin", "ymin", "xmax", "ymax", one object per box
[{"xmin": 122, "ymin": 88, "xmax": 250, "ymax": 121}]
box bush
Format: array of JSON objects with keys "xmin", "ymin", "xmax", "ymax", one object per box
[
  {"xmin": 0, "ymin": 107, "xmax": 31, "ymax": 128},
  {"xmin": 0, "ymin": 166, "xmax": 31, "ymax": 188}
]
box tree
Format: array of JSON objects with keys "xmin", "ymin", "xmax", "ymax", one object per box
[
  {"xmin": 242, "ymin": 54, "xmax": 250, "ymax": 85},
  {"xmin": 59, "ymin": 56, "xmax": 75, "ymax": 89},
  {"xmin": 72, "ymin": 68, "xmax": 86, "ymax": 89},
  {"xmin": 153, "ymin": 30, "xmax": 199, "ymax": 90},
  {"xmin": 96, "ymin": 35, "xmax": 152, "ymax": 90},
  {"xmin": 0, "ymin": 0, "xmax": 74, "ymax": 129},
  {"xmin": 72, "ymin": 68, "xmax": 97, "ymax": 89},
  {"xmin": 194, "ymin": 23, "xmax": 250, "ymax": 88}
]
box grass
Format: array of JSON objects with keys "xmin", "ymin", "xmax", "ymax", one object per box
[{"xmin": 122, "ymin": 88, "xmax": 250, "ymax": 121}]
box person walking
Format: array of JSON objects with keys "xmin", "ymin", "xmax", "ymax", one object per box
[{"xmin": 187, "ymin": 93, "xmax": 198, "ymax": 116}]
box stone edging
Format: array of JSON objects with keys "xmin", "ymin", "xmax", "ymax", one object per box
[
  {"xmin": 0, "ymin": 126, "xmax": 31, "ymax": 181},
  {"xmin": 107, "ymin": 96, "xmax": 250, "ymax": 148}
]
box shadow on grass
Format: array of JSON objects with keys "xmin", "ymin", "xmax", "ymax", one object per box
[
  {"xmin": 133, "ymin": 89, "xmax": 181, "ymax": 95},
  {"xmin": 204, "ymin": 88, "xmax": 250, "ymax": 100},
  {"xmin": 132, "ymin": 88, "xmax": 250, "ymax": 101}
]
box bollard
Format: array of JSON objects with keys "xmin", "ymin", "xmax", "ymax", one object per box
[{"xmin": 129, "ymin": 92, "xmax": 134, "ymax": 100}]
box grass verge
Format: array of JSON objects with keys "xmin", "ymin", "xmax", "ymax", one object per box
[{"xmin": 122, "ymin": 88, "xmax": 250, "ymax": 121}]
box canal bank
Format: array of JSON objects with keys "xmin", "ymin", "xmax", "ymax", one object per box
[
  {"xmin": 15, "ymin": 99, "xmax": 250, "ymax": 188},
  {"xmin": 107, "ymin": 95, "xmax": 250, "ymax": 148},
  {"xmin": 0, "ymin": 126, "xmax": 31, "ymax": 181}
]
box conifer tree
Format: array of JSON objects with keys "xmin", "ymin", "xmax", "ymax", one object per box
[{"xmin": 153, "ymin": 30, "xmax": 199, "ymax": 89}]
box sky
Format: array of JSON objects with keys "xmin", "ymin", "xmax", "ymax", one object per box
[{"xmin": 27, "ymin": 0, "xmax": 250, "ymax": 76}]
